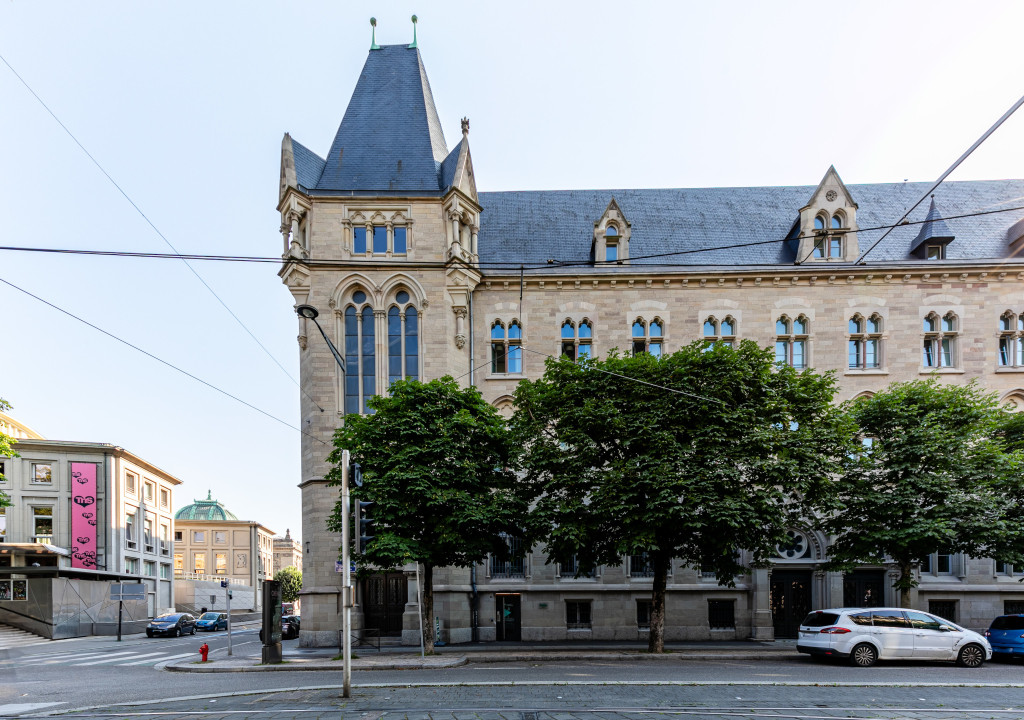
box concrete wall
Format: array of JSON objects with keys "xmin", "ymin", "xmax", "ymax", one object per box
[{"xmin": 0, "ymin": 578, "xmax": 147, "ymax": 639}]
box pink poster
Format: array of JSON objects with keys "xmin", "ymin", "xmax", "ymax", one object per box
[{"xmin": 70, "ymin": 462, "xmax": 98, "ymax": 569}]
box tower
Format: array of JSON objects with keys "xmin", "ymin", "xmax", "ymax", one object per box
[{"xmin": 278, "ymin": 40, "xmax": 478, "ymax": 646}]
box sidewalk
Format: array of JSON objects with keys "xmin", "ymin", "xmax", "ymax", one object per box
[{"xmin": 166, "ymin": 639, "xmax": 797, "ymax": 672}]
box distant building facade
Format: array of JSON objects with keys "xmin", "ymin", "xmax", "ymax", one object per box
[
  {"xmin": 173, "ymin": 493, "xmax": 274, "ymax": 611},
  {"xmin": 0, "ymin": 425, "xmax": 181, "ymax": 635},
  {"xmin": 278, "ymin": 42, "xmax": 1024, "ymax": 645},
  {"xmin": 272, "ymin": 528, "xmax": 302, "ymax": 576}
]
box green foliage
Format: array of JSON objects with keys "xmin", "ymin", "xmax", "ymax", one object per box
[
  {"xmin": 0, "ymin": 396, "xmax": 16, "ymax": 507},
  {"xmin": 327, "ymin": 376, "xmax": 526, "ymax": 653},
  {"xmin": 823, "ymin": 379, "xmax": 1024, "ymax": 605},
  {"xmin": 274, "ymin": 566, "xmax": 302, "ymax": 603},
  {"xmin": 513, "ymin": 342, "xmax": 853, "ymax": 651}
]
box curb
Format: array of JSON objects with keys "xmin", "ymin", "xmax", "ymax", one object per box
[{"xmin": 165, "ymin": 650, "xmax": 792, "ymax": 673}]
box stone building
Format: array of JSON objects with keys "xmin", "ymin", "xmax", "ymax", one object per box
[
  {"xmin": 272, "ymin": 528, "xmax": 302, "ymax": 576},
  {"xmin": 172, "ymin": 492, "xmax": 274, "ymax": 612},
  {"xmin": 278, "ymin": 41, "xmax": 1024, "ymax": 645},
  {"xmin": 0, "ymin": 415, "xmax": 180, "ymax": 636}
]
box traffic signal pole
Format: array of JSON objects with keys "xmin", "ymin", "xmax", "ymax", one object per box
[{"xmin": 341, "ymin": 449, "xmax": 352, "ymax": 698}]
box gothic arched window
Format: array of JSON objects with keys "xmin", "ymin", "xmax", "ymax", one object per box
[
  {"xmin": 344, "ymin": 291, "xmax": 375, "ymax": 415},
  {"xmin": 387, "ymin": 290, "xmax": 419, "ymax": 386}
]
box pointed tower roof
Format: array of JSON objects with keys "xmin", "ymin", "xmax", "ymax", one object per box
[
  {"xmin": 316, "ymin": 44, "xmax": 449, "ymax": 194},
  {"xmin": 440, "ymin": 117, "xmax": 478, "ymax": 201},
  {"xmin": 910, "ymin": 196, "xmax": 955, "ymax": 252}
]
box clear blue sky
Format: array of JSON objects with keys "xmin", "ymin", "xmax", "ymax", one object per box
[{"xmin": 2, "ymin": 1, "xmax": 1023, "ymax": 541}]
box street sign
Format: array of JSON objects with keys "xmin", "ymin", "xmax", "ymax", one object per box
[
  {"xmin": 110, "ymin": 583, "xmax": 145, "ymax": 601},
  {"xmin": 335, "ymin": 560, "xmax": 344, "ymax": 573}
]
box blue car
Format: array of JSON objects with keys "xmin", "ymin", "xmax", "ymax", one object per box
[
  {"xmin": 195, "ymin": 612, "xmax": 228, "ymax": 631},
  {"xmin": 986, "ymin": 615, "xmax": 1024, "ymax": 659}
]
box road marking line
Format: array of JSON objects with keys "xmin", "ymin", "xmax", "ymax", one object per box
[
  {"xmin": 150, "ymin": 652, "xmax": 197, "ymax": 668},
  {"xmin": 114, "ymin": 652, "xmax": 182, "ymax": 665}
]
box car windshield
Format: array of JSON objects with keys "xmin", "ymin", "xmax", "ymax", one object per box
[
  {"xmin": 991, "ymin": 616, "xmax": 1024, "ymax": 630},
  {"xmin": 154, "ymin": 614, "xmax": 181, "ymax": 621},
  {"xmin": 200, "ymin": 613, "xmax": 219, "ymax": 620}
]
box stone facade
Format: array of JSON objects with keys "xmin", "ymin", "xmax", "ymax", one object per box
[{"xmin": 278, "ymin": 43, "xmax": 1024, "ymax": 645}]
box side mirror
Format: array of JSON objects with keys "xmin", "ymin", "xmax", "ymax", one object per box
[{"xmin": 938, "ymin": 624, "xmax": 955, "ymax": 632}]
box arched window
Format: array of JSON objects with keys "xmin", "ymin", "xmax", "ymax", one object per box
[
  {"xmin": 344, "ymin": 291, "xmax": 375, "ymax": 415},
  {"xmin": 923, "ymin": 312, "xmax": 957, "ymax": 368},
  {"xmin": 812, "ymin": 214, "xmax": 843, "ymax": 259},
  {"xmin": 387, "ymin": 290, "xmax": 419, "ymax": 386},
  {"xmin": 632, "ymin": 318, "xmax": 663, "ymax": 358},
  {"xmin": 849, "ymin": 314, "xmax": 882, "ymax": 369},
  {"xmin": 561, "ymin": 320, "xmax": 593, "ymax": 361},
  {"xmin": 703, "ymin": 316, "xmax": 736, "ymax": 349},
  {"xmin": 491, "ymin": 320, "xmax": 523, "ymax": 374},
  {"xmin": 775, "ymin": 315, "xmax": 808, "ymax": 368},
  {"xmin": 604, "ymin": 225, "xmax": 619, "ymax": 262},
  {"xmin": 999, "ymin": 312, "xmax": 1024, "ymax": 368}
]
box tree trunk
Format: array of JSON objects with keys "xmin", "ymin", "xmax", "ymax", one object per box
[
  {"xmin": 648, "ymin": 553, "xmax": 668, "ymax": 653},
  {"xmin": 898, "ymin": 560, "xmax": 913, "ymax": 609},
  {"xmin": 421, "ymin": 562, "xmax": 434, "ymax": 654}
]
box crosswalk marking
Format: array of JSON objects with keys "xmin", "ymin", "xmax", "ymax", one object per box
[
  {"xmin": 73, "ymin": 651, "xmax": 159, "ymax": 665},
  {"xmin": 20, "ymin": 651, "xmax": 126, "ymax": 664},
  {"xmin": 75, "ymin": 651, "xmax": 170, "ymax": 665},
  {"xmin": 136, "ymin": 651, "xmax": 194, "ymax": 666}
]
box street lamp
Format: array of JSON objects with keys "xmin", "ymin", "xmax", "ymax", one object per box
[
  {"xmin": 294, "ymin": 303, "xmax": 353, "ymax": 697},
  {"xmin": 295, "ymin": 304, "xmax": 346, "ymax": 372}
]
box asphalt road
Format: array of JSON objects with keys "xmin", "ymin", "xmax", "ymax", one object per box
[{"xmin": 4, "ymin": 633, "xmax": 1024, "ymax": 719}]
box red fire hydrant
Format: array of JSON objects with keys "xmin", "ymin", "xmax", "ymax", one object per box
[{"xmin": 199, "ymin": 643, "xmax": 209, "ymax": 662}]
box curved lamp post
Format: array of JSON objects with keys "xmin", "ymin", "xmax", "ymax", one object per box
[
  {"xmin": 294, "ymin": 302, "xmax": 353, "ymax": 696},
  {"xmin": 295, "ymin": 304, "xmax": 346, "ymax": 372}
]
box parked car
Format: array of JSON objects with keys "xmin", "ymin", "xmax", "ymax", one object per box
[
  {"xmin": 195, "ymin": 612, "xmax": 228, "ymax": 632},
  {"xmin": 985, "ymin": 614, "xmax": 1024, "ymax": 660},
  {"xmin": 260, "ymin": 615, "xmax": 300, "ymax": 642},
  {"xmin": 797, "ymin": 607, "xmax": 991, "ymax": 667},
  {"xmin": 146, "ymin": 613, "xmax": 196, "ymax": 638}
]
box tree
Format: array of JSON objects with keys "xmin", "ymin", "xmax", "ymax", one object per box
[
  {"xmin": 512, "ymin": 341, "xmax": 853, "ymax": 652},
  {"xmin": 326, "ymin": 377, "xmax": 526, "ymax": 654},
  {"xmin": 823, "ymin": 379, "xmax": 1022, "ymax": 608},
  {"xmin": 0, "ymin": 396, "xmax": 16, "ymax": 507},
  {"xmin": 274, "ymin": 566, "xmax": 302, "ymax": 604}
]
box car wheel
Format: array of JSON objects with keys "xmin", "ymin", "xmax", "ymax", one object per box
[
  {"xmin": 191, "ymin": 626, "xmax": 197, "ymax": 635},
  {"xmin": 146, "ymin": 630, "xmax": 153, "ymax": 638},
  {"xmin": 957, "ymin": 643, "xmax": 985, "ymax": 668},
  {"xmin": 850, "ymin": 643, "xmax": 878, "ymax": 667},
  {"xmin": 172, "ymin": 628, "xmax": 179, "ymax": 638}
]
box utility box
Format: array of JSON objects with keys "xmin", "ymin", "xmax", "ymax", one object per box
[{"xmin": 261, "ymin": 581, "xmax": 283, "ymax": 664}]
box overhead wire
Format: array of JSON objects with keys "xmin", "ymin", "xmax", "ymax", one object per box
[
  {"xmin": 0, "ymin": 276, "xmax": 326, "ymax": 446},
  {"xmin": 0, "ymin": 50, "xmax": 325, "ymax": 412},
  {"xmin": 2, "ymin": 203, "xmax": 1023, "ymax": 271}
]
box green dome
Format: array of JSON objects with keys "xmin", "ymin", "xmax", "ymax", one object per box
[{"xmin": 174, "ymin": 490, "xmax": 238, "ymax": 521}]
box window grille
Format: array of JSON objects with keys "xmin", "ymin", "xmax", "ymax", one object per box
[
  {"xmin": 630, "ymin": 553, "xmax": 655, "ymax": 578},
  {"xmin": 490, "ymin": 535, "xmax": 526, "ymax": 578},
  {"xmin": 928, "ymin": 600, "xmax": 957, "ymax": 623},
  {"xmin": 708, "ymin": 599, "xmax": 736, "ymax": 629},
  {"xmin": 636, "ymin": 599, "xmax": 652, "ymax": 629},
  {"xmin": 566, "ymin": 600, "xmax": 592, "ymax": 629}
]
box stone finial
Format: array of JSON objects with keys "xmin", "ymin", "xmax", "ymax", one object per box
[{"xmin": 461, "ymin": 117, "xmax": 470, "ymax": 136}]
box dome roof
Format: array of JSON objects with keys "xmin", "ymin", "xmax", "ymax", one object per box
[{"xmin": 174, "ymin": 490, "xmax": 238, "ymax": 521}]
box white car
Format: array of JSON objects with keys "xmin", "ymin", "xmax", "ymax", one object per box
[{"xmin": 797, "ymin": 607, "xmax": 992, "ymax": 667}]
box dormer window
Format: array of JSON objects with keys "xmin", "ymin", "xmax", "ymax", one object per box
[
  {"xmin": 831, "ymin": 215, "xmax": 842, "ymax": 230},
  {"xmin": 605, "ymin": 226, "xmax": 619, "ymax": 262},
  {"xmin": 812, "ymin": 214, "xmax": 844, "ymax": 259},
  {"xmin": 926, "ymin": 245, "xmax": 944, "ymax": 260}
]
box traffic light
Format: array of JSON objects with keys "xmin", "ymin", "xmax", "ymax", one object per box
[{"xmin": 357, "ymin": 500, "xmax": 375, "ymax": 553}]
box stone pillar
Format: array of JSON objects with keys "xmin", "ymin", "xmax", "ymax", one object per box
[
  {"xmin": 750, "ymin": 566, "xmax": 774, "ymax": 640},
  {"xmin": 375, "ymin": 309, "xmax": 388, "ymax": 396},
  {"xmin": 402, "ymin": 565, "xmax": 421, "ymax": 646},
  {"xmin": 471, "ymin": 225, "xmax": 479, "ymax": 256},
  {"xmin": 280, "ymin": 222, "xmax": 291, "ymax": 255},
  {"xmin": 826, "ymin": 570, "xmax": 844, "ymax": 609}
]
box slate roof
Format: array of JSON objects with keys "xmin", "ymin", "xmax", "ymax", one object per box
[
  {"xmin": 314, "ymin": 44, "xmax": 449, "ymax": 194},
  {"xmin": 439, "ymin": 139, "xmax": 464, "ymax": 193},
  {"xmin": 476, "ymin": 180, "xmax": 1024, "ymax": 270},
  {"xmin": 292, "ymin": 138, "xmax": 326, "ymax": 192}
]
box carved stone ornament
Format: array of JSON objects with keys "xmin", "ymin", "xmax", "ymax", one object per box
[
  {"xmin": 454, "ymin": 333, "xmax": 467, "ymax": 349},
  {"xmin": 328, "ymin": 298, "xmax": 337, "ymax": 309},
  {"xmin": 297, "ymin": 334, "xmax": 308, "ymax": 350},
  {"xmin": 825, "ymin": 190, "xmax": 838, "ymax": 202}
]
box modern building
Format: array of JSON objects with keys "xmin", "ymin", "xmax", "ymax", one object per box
[
  {"xmin": 277, "ymin": 39, "xmax": 1024, "ymax": 645},
  {"xmin": 173, "ymin": 492, "xmax": 274, "ymax": 612},
  {"xmin": 272, "ymin": 528, "xmax": 302, "ymax": 576},
  {"xmin": 0, "ymin": 418, "xmax": 181, "ymax": 636}
]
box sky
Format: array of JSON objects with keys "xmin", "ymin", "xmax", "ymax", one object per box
[{"xmin": 2, "ymin": 1, "xmax": 1024, "ymax": 541}]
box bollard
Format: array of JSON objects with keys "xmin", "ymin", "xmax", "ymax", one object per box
[{"xmin": 199, "ymin": 643, "xmax": 209, "ymax": 662}]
